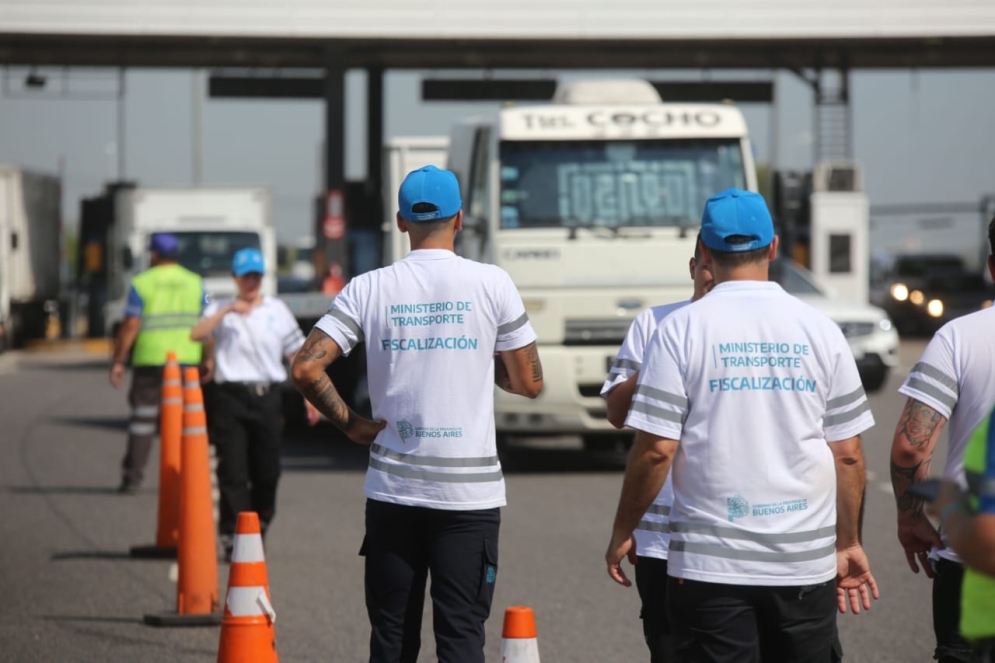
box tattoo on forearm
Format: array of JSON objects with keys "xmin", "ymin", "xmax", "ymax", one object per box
[
  {"xmin": 890, "ymin": 455, "xmax": 932, "ymax": 513},
  {"xmin": 897, "ymin": 400, "xmax": 943, "ymax": 448},
  {"xmin": 302, "ymin": 374, "xmax": 355, "ymax": 432},
  {"xmin": 526, "ymin": 343, "xmax": 543, "ymax": 382}
]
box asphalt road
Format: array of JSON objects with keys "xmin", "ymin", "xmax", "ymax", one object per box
[{"xmin": 0, "ymin": 339, "xmax": 947, "ymax": 662}]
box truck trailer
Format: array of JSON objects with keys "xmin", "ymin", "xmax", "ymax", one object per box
[{"xmin": 0, "ymin": 166, "xmax": 62, "ymax": 349}]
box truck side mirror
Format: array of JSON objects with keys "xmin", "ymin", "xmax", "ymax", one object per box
[{"xmin": 122, "ymin": 246, "xmax": 133, "ymax": 270}]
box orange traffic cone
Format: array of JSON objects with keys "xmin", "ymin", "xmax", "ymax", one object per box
[
  {"xmin": 500, "ymin": 606, "xmax": 541, "ymax": 662},
  {"xmin": 217, "ymin": 512, "xmax": 278, "ymax": 663},
  {"xmin": 131, "ymin": 350, "xmax": 182, "ymax": 559},
  {"xmin": 145, "ymin": 367, "xmax": 222, "ymax": 627}
]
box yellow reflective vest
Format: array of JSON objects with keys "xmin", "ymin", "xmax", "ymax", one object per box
[{"xmin": 130, "ymin": 264, "xmax": 203, "ymax": 367}]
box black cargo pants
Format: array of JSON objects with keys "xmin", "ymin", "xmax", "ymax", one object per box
[{"xmin": 361, "ymin": 498, "xmax": 500, "ymax": 663}]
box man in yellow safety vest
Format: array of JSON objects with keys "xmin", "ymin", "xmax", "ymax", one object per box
[{"xmin": 109, "ymin": 232, "xmax": 205, "ymax": 494}]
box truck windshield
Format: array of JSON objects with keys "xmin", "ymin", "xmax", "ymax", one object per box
[
  {"xmin": 171, "ymin": 231, "xmax": 261, "ymax": 277},
  {"xmin": 498, "ymin": 138, "xmax": 746, "ymax": 229}
]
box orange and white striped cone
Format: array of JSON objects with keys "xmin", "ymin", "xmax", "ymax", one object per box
[
  {"xmin": 217, "ymin": 512, "xmax": 278, "ymax": 663},
  {"xmin": 144, "ymin": 367, "xmax": 222, "ymax": 627},
  {"xmin": 499, "ymin": 606, "xmax": 541, "ymax": 663},
  {"xmin": 131, "ymin": 350, "xmax": 182, "ymax": 559}
]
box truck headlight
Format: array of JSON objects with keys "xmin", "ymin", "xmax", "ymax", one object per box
[
  {"xmin": 927, "ymin": 299, "xmax": 944, "ymax": 318},
  {"xmin": 890, "ymin": 283, "xmax": 909, "ymax": 301},
  {"xmin": 878, "ymin": 318, "xmax": 893, "ymax": 332},
  {"xmin": 909, "ymin": 290, "xmax": 925, "ymax": 306}
]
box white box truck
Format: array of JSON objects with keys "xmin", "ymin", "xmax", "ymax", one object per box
[
  {"xmin": 446, "ymin": 79, "xmax": 759, "ymax": 449},
  {"xmin": 103, "ymin": 187, "xmax": 277, "ymax": 334},
  {"xmin": 0, "ymin": 166, "xmax": 62, "ymax": 349}
]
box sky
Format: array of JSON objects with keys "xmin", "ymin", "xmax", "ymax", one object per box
[{"xmin": 1, "ymin": 66, "xmax": 994, "ymax": 263}]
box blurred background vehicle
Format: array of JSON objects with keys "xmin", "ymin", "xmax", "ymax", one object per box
[
  {"xmin": 770, "ymin": 258, "xmax": 899, "ymax": 392},
  {"xmin": 77, "ymin": 184, "xmax": 276, "ymax": 339},
  {"xmin": 870, "ymin": 252, "xmax": 992, "ymax": 335},
  {"xmin": 0, "ymin": 166, "xmax": 63, "ymax": 350}
]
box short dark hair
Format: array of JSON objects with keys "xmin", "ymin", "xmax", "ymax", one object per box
[
  {"xmin": 988, "ymin": 216, "xmax": 995, "ymax": 257},
  {"xmin": 694, "ymin": 232, "xmax": 702, "ymax": 261},
  {"xmin": 708, "ymin": 235, "xmax": 771, "ymax": 268}
]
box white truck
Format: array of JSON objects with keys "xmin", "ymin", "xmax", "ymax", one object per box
[
  {"xmin": 0, "ymin": 166, "xmax": 62, "ymax": 349},
  {"xmin": 446, "ymin": 79, "xmax": 759, "ymax": 449},
  {"xmin": 102, "ymin": 187, "xmax": 277, "ymax": 334}
]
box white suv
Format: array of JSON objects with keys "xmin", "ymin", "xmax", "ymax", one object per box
[{"xmin": 770, "ymin": 259, "xmax": 899, "ymax": 392}]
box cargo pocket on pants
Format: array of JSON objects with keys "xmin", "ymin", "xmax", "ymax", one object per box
[{"xmin": 472, "ymin": 534, "xmax": 499, "ymax": 621}]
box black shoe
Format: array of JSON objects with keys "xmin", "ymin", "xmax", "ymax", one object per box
[{"xmin": 117, "ymin": 481, "xmax": 139, "ymax": 495}]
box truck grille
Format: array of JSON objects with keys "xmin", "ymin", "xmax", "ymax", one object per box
[
  {"xmin": 839, "ymin": 322, "xmax": 874, "ymax": 338},
  {"xmin": 564, "ymin": 319, "xmax": 631, "ymax": 346}
]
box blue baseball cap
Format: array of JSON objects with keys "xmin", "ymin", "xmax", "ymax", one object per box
[
  {"xmin": 232, "ymin": 248, "xmax": 265, "ymax": 276},
  {"xmin": 398, "ymin": 165, "xmax": 462, "ymax": 222},
  {"xmin": 700, "ymin": 188, "xmax": 775, "ymax": 253},
  {"xmin": 148, "ymin": 232, "xmax": 179, "ymax": 258}
]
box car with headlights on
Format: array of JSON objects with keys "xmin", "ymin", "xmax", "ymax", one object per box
[
  {"xmin": 874, "ymin": 254, "xmax": 991, "ymax": 335},
  {"xmin": 770, "ymin": 259, "xmax": 899, "ymax": 392}
]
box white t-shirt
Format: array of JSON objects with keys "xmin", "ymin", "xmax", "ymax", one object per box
[
  {"xmin": 203, "ymin": 296, "xmax": 306, "ymax": 383},
  {"xmin": 898, "ymin": 306, "xmax": 995, "ymax": 563},
  {"xmin": 315, "ymin": 248, "xmax": 537, "ymax": 511},
  {"xmin": 626, "ymin": 281, "xmax": 875, "ymax": 587},
  {"xmin": 601, "ymin": 299, "xmax": 691, "ymax": 560}
]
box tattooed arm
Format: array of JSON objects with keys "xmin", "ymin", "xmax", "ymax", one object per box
[
  {"xmin": 889, "ymin": 397, "xmax": 947, "ymax": 576},
  {"xmin": 495, "ymin": 342, "xmax": 544, "ymax": 399},
  {"xmin": 290, "ymin": 328, "xmax": 385, "ymax": 444}
]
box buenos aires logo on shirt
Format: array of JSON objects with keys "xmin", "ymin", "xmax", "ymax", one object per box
[
  {"xmin": 397, "ymin": 420, "xmax": 414, "ymax": 442},
  {"xmin": 727, "ymin": 495, "xmax": 750, "ymax": 522}
]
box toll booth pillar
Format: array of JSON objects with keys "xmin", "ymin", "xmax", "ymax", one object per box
[
  {"xmin": 321, "ymin": 55, "xmax": 349, "ymax": 281},
  {"xmin": 808, "ymin": 162, "xmax": 870, "ymax": 305}
]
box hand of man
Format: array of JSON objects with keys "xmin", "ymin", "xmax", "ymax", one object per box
[
  {"xmin": 897, "ymin": 512, "xmax": 943, "ymax": 577},
  {"xmin": 836, "ymin": 545, "xmax": 880, "ymax": 614},
  {"xmin": 305, "ymin": 400, "xmax": 323, "ymax": 427},
  {"xmin": 345, "ymin": 417, "xmax": 387, "ymax": 446},
  {"xmin": 605, "ymin": 532, "xmax": 637, "ymax": 587},
  {"xmin": 109, "ymin": 362, "xmax": 126, "ymax": 389},
  {"xmin": 200, "ymin": 358, "xmax": 215, "ymax": 384},
  {"xmin": 231, "ymin": 300, "xmax": 253, "ymax": 315}
]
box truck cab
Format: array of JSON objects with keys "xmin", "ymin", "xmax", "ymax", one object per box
[{"xmin": 447, "ymin": 79, "xmax": 758, "ymax": 446}]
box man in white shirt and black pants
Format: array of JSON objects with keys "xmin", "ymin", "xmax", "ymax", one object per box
[
  {"xmin": 601, "ymin": 236, "xmax": 713, "ymax": 662},
  {"xmin": 291, "ymin": 165, "xmax": 544, "ymax": 663},
  {"xmin": 605, "ymin": 188, "xmax": 880, "ymax": 662},
  {"xmin": 889, "ymin": 216, "xmax": 995, "ymax": 663}
]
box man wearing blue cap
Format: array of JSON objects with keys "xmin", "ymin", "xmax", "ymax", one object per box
[
  {"xmin": 606, "ymin": 188, "xmax": 880, "ymax": 661},
  {"xmin": 109, "ymin": 232, "xmax": 206, "ymax": 494},
  {"xmin": 291, "ymin": 165, "xmax": 545, "ymax": 663}
]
